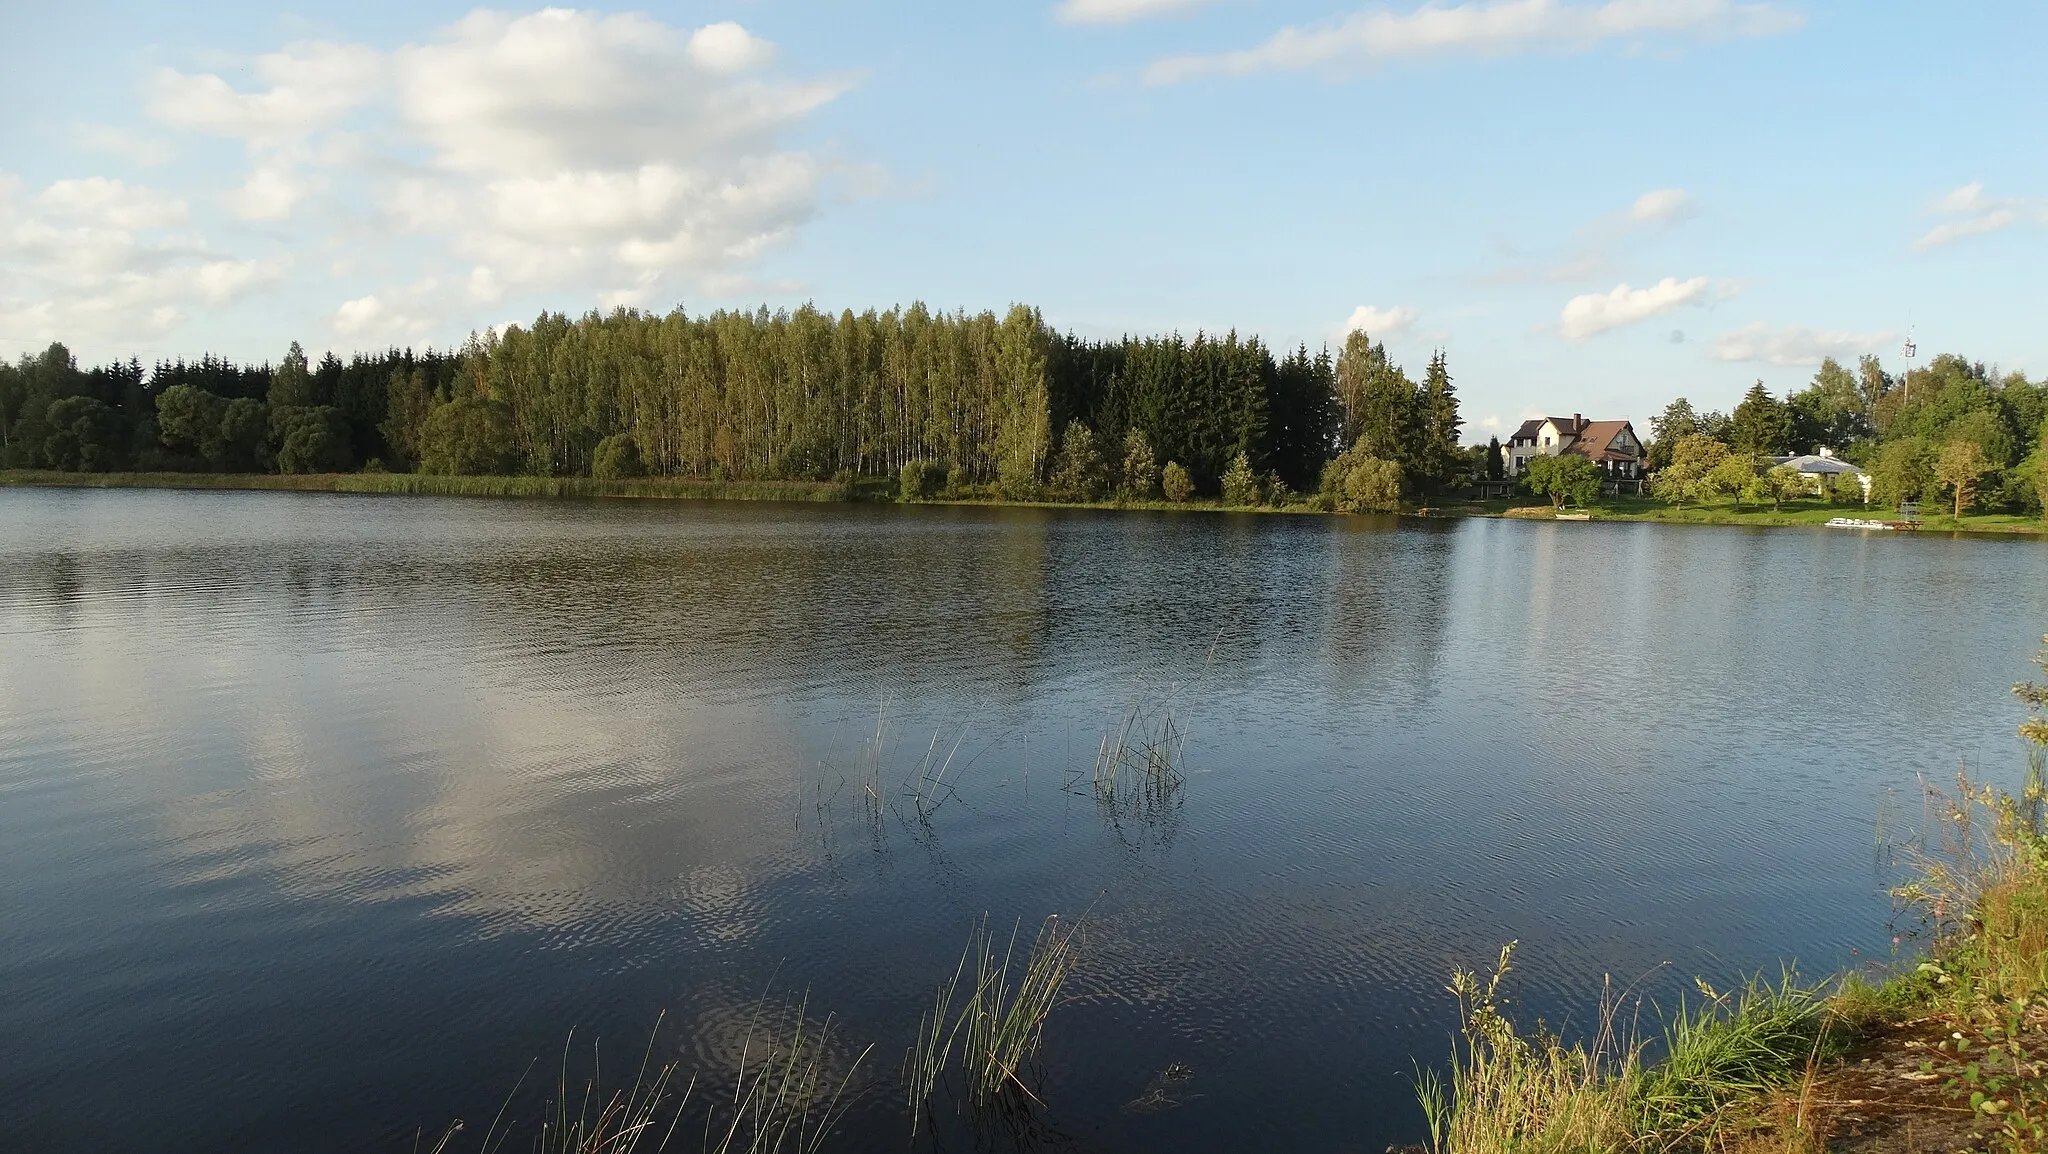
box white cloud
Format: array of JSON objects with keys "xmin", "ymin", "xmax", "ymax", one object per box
[
  {"xmin": 225, "ymin": 164, "xmax": 307, "ymax": 222},
  {"xmin": 1145, "ymin": 0, "xmax": 1804, "ymax": 83},
  {"xmin": 37, "ymin": 178, "xmax": 187, "ymax": 229},
  {"xmin": 687, "ymin": 21, "xmax": 775, "ymax": 73},
  {"xmin": 1913, "ymin": 182, "xmax": 2045, "ymax": 251},
  {"xmin": 333, "ymin": 280, "xmax": 440, "ymax": 342},
  {"xmin": 147, "ymin": 43, "xmax": 383, "ymax": 143},
  {"xmin": 0, "ymin": 173, "xmax": 274, "ymax": 350},
  {"xmin": 112, "ymin": 9, "xmax": 857, "ymax": 342},
  {"xmin": 1055, "ymin": 0, "xmax": 1225, "ymax": 24},
  {"xmin": 1628, "ymin": 187, "xmax": 1693, "ymax": 225},
  {"xmin": 1558, "ymin": 275, "xmax": 1712, "ymax": 339},
  {"xmin": 1711, "ymin": 322, "xmax": 1892, "ymax": 366},
  {"xmin": 1332, "ymin": 303, "xmax": 1419, "ymax": 341}
]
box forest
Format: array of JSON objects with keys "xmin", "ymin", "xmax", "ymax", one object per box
[
  {"xmin": 0, "ymin": 304, "xmax": 1465, "ymax": 506},
  {"xmin": 1644, "ymin": 352, "xmax": 2048, "ymax": 516}
]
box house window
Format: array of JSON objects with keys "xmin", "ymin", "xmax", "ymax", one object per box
[{"xmin": 1542, "ymin": 436, "xmax": 1551, "ymax": 447}]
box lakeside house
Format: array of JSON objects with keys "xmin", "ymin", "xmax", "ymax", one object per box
[
  {"xmin": 1501, "ymin": 414, "xmax": 1647, "ymax": 494},
  {"xmin": 1769, "ymin": 448, "xmax": 1870, "ymax": 501}
]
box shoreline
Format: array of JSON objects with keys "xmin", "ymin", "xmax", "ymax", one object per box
[{"xmin": 4, "ymin": 469, "xmax": 2042, "ymax": 536}]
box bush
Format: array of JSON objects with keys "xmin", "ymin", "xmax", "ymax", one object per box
[
  {"xmin": 899, "ymin": 458, "xmax": 945, "ymax": 502},
  {"xmin": 592, "ymin": 433, "xmax": 645, "ymax": 480},
  {"xmin": 1161, "ymin": 461, "xmax": 1194, "ymax": 503},
  {"xmin": 1341, "ymin": 457, "xmax": 1403, "ymax": 512},
  {"xmin": 1220, "ymin": 450, "xmax": 1260, "ymax": 506},
  {"xmin": 1119, "ymin": 430, "xmax": 1158, "ymax": 501}
]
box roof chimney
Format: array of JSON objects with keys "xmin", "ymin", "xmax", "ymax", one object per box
[{"xmin": 1573, "ymin": 413, "xmax": 1583, "ymax": 429}]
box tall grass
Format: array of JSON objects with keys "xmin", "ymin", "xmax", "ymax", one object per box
[
  {"xmin": 1417, "ymin": 944, "xmax": 1842, "ymax": 1154},
  {"xmin": 906, "ymin": 915, "xmax": 1081, "ymax": 1136},
  {"xmin": 425, "ymin": 997, "xmax": 867, "ymax": 1154}
]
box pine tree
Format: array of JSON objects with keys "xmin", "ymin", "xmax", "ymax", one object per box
[{"xmin": 1418, "ymin": 349, "xmax": 1462, "ymax": 495}]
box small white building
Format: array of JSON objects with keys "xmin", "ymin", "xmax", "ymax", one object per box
[{"xmin": 1769, "ymin": 448, "xmax": 1870, "ymax": 501}]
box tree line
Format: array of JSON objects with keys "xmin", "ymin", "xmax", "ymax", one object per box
[
  {"xmin": 0, "ymin": 304, "xmax": 1467, "ymax": 506},
  {"xmin": 1645, "ymin": 352, "xmax": 2048, "ymax": 516}
]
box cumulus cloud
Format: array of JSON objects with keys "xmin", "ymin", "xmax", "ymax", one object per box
[
  {"xmin": 0, "ymin": 173, "xmax": 274, "ymax": 349},
  {"xmin": 1558, "ymin": 276, "xmax": 1712, "ymax": 339},
  {"xmin": 73, "ymin": 124, "xmax": 176, "ymax": 167},
  {"xmin": 1332, "ymin": 303, "xmax": 1420, "ymax": 341},
  {"xmin": 1912, "ymin": 182, "xmax": 2046, "ymax": 251},
  {"xmin": 1146, "ymin": 0, "xmax": 1804, "ymax": 82},
  {"xmin": 119, "ymin": 8, "xmax": 856, "ymax": 338},
  {"xmin": 1711, "ymin": 322, "xmax": 1891, "ymax": 366},
  {"xmin": 333, "ymin": 279, "xmax": 441, "ymax": 341},
  {"xmin": 1055, "ymin": 0, "xmax": 1225, "ymax": 24},
  {"xmin": 148, "ymin": 42, "xmax": 384, "ymax": 143}
]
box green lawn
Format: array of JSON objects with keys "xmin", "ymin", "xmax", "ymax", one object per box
[{"xmin": 1587, "ymin": 495, "xmax": 2046, "ymax": 534}]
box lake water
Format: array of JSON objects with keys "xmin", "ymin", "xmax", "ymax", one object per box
[{"xmin": 3, "ymin": 488, "xmax": 2046, "ymax": 1152}]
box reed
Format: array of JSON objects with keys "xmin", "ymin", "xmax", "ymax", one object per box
[
  {"xmin": 1085, "ymin": 699, "xmax": 1186, "ymax": 810},
  {"xmin": 905, "ymin": 915, "xmax": 1081, "ymax": 1135},
  {"xmin": 421, "ymin": 1018, "xmax": 688, "ymax": 1154},
  {"xmin": 705, "ymin": 993, "xmax": 870, "ymax": 1154}
]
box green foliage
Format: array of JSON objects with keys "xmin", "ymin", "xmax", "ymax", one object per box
[
  {"xmin": 419, "ymin": 398, "xmax": 516, "ymax": 476},
  {"xmin": 1118, "ymin": 428, "xmax": 1157, "ymax": 501},
  {"xmin": 1765, "ymin": 464, "xmax": 1807, "ymax": 509},
  {"xmin": 1870, "ymin": 436, "xmax": 1937, "ymax": 508},
  {"xmin": 899, "ymin": 458, "xmax": 945, "ymax": 502},
  {"xmin": 1523, "ymin": 452, "xmax": 1600, "ymax": 509},
  {"xmin": 1730, "ymin": 381, "xmax": 1793, "ymax": 457},
  {"xmin": 1219, "ymin": 449, "xmax": 1260, "ymax": 506},
  {"xmin": 271, "ymin": 406, "xmax": 352, "ymax": 474},
  {"xmin": 155, "ymin": 384, "xmax": 229, "ymax": 464},
  {"xmin": 1161, "ymin": 460, "xmax": 1193, "ymax": 503},
  {"xmin": 1937, "ymin": 438, "xmax": 1994, "ymax": 518},
  {"xmin": 269, "ymin": 341, "xmax": 315, "ymax": 409},
  {"xmin": 591, "ymin": 432, "xmax": 644, "ymax": 480},
  {"xmin": 1340, "ymin": 456, "xmax": 1403, "ymax": 513},
  {"xmin": 218, "ymin": 399, "xmax": 269, "ymax": 473},
  {"xmin": 1709, "ymin": 453, "xmax": 1760, "ymax": 506},
  {"xmin": 43, "ymin": 396, "xmax": 124, "ymax": 471},
  {"xmin": 1048, "ymin": 419, "xmax": 1107, "ymax": 501},
  {"xmin": 1649, "ymin": 434, "xmax": 1730, "ymax": 508}
]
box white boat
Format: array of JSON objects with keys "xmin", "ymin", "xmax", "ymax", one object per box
[{"xmin": 1825, "ymin": 517, "xmax": 1897, "ymax": 530}]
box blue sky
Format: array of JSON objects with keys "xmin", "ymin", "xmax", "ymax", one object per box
[{"xmin": 3, "ymin": 0, "xmax": 2042, "ymax": 437}]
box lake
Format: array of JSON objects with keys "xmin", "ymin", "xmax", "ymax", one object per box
[{"xmin": 3, "ymin": 488, "xmax": 2045, "ymax": 1152}]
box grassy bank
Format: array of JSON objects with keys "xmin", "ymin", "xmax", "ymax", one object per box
[
  {"xmin": 0, "ymin": 469, "xmax": 857, "ymax": 503},
  {"xmin": 1421, "ymin": 646, "xmax": 2048, "ymax": 1154},
  {"xmin": 1587, "ymin": 495, "xmax": 2048, "ymax": 535}
]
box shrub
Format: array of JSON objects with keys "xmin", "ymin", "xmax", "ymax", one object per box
[
  {"xmin": 1342, "ymin": 457, "xmax": 1403, "ymax": 512},
  {"xmin": 1522, "ymin": 453, "xmax": 1600, "ymax": 509},
  {"xmin": 592, "ymin": 433, "xmax": 645, "ymax": 480},
  {"xmin": 1119, "ymin": 429, "xmax": 1158, "ymax": 502},
  {"xmin": 1220, "ymin": 450, "xmax": 1259, "ymax": 506},
  {"xmin": 899, "ymin": 458, "xmax": 945, "ymax": 502},
  {"xmin": 1161, "ymin": 461, "xmax": 1194, "ymax": 503}
]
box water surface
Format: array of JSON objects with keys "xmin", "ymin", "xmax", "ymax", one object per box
[{"xmin": 3, "ymin": 488, "xmax": 2044, "ymax": 1152}]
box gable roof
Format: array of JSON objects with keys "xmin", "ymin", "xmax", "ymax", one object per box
[{"xmin": 1561, "ymin": 420, "xmax": 1641, "ymax": 463}]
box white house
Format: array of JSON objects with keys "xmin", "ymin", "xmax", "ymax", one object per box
[{"xmin": 1769, "ymin": 448, "xmax": 1869, "ymax": 501}]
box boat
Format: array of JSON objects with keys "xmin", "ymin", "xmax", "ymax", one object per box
[
  {"xmin": 1554, "ymin": 512, "xmax": 1591, "ymax": 521},
  {"xmin": 1825, "ymin": 517, "xmax": 1918, "ymax": 531}
]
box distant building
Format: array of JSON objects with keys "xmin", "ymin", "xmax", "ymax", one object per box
[
  {"xmin": 1768, "ymin": 448, "xmax": 1870, "ymax": 501},
  {"xmin": 1502, "ymin": 414, "xmax": 1646, "ymax": 492}
]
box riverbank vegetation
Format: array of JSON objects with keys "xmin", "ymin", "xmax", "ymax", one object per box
[
  {"xmin": 0, "ymin": 305, "xmax": 1464, "ymax": 511},
  {"xmin": 1420, "ymin": 638, "xmax": 2048, "ymax": 1154},
  {"xmin": 1642, "ymin": 353, "xmax": 2048, "ymax": 522}
]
